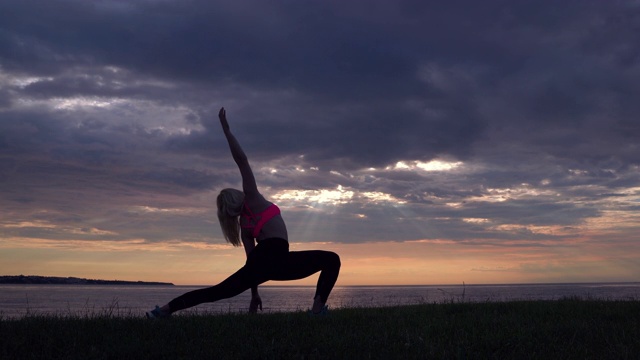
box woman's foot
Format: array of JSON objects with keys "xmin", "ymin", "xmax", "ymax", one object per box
[
  {"xmin": 146, "ymin": 305, "xmax": 171, "ymax": 319},
  {"xmin": 311, "ymin": 296, "xmax": 327, "ymax": 314},
  {"xmin": 308, "ymin": 305, "xmax": 329, "ymax": 316}
]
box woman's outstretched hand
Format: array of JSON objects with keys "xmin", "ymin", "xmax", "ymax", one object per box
[
  {"xmin": 249, "ymin": 295, "xmax": 262, "ymax": 313},
  {"xmin": 219, "ymin": 107, "xmax": 230, "ymax": 132}
]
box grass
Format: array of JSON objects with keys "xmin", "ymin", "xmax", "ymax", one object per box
[{"xmin": 1, "ymin": 298, "xmax": 639, "ymax": 359}]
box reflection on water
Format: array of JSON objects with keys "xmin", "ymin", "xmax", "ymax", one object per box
[{"xmin": 0, "ymin": 283, "xmax": 638, "ymax": 318}]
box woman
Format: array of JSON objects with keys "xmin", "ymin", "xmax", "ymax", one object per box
[{"xmin": 147, "ymin": 107, "xmax": 341, "ymax": 318}]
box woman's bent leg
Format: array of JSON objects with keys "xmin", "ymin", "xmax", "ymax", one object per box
[
  {"xmin": 269, "ymin": 250, "xmax": 341, "ymax": 304},
  {"xmin": 168, "ymin": 267, "xmax": 253, "ymax": 313},
  {"xmin": 313, "ymin": 251, "xmax": 341, "ymax": 303}
]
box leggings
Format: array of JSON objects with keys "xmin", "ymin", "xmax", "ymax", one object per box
[{"xmin": 168, "ymin": 238, "xmax": 341, "ymax": 312}]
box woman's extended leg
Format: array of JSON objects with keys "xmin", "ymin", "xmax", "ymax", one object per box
[
  {"xmin": 148, "ymin": 240, "xmax": 286, "ymax": 317},
  {"xmin": 166, "ymin": 266, "xmax": 254, "ymax": 313}
]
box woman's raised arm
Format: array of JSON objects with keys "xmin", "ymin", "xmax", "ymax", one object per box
[{"xmin": 219, "ymin": 107, "xmax": 259, "ymax": 196}]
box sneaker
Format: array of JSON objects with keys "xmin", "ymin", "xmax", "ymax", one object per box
[
  {"xmin": 308, "ymin": 305, "xmax": 329, "ymax": 316},
  {"xmin": 146, "ymin": 305, "xmax": 171, "ymax": 319}
]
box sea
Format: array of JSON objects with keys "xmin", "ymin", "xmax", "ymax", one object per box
[{"xmin": 1, "ymin": 283, "xmax": 639, "ymax": 319}]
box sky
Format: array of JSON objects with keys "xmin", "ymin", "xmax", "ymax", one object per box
[{"xmin": 1, "ymin": 0, "xmax": 639, "ymax": 286}]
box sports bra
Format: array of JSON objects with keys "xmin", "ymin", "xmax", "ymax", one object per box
[{"xmin": 241, "ymin": 203, "xmax": 281, "ymax": 238}]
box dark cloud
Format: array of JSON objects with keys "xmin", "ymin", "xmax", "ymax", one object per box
[{"xmin": 0, "ymin": 0, "xmax": 639, "ymax": 248}]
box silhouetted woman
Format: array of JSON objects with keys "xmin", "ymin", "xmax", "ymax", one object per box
[{"xmin": 147, "ymin": 108, "xmax": 341, "ymax": 318}]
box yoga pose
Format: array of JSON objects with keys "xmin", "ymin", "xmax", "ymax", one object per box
[{"xmin": 147, "ymin": 108, "xmax": 341, "ymax": 318}]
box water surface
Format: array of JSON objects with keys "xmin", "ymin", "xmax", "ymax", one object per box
[{"xmin": 1, "ymin": 283, "xmax": 638, "ymax": 318}]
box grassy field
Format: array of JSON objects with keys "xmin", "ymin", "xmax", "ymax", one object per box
[{"xmin": 1, "ymin": 298, "xmax": 639, "ymax": 359}]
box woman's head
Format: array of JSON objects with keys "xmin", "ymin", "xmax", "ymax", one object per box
[
  {"xmin": 217, "ymin": 188, "xmax": 244, "ymax": 216},
  {"xmin": 217, "ymin": 188, "xmax": 245, "ymax": 246}
]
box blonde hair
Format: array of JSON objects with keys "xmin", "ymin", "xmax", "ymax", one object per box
[{"xmin": 217, "ymin": 188, "xmax": 245, "ymax": 246}]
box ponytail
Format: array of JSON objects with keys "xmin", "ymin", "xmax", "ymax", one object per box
[{"xmin": 216, "ymin": 188, "xmax": 245, "ymax": 246}]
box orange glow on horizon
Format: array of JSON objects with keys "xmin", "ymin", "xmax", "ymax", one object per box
[{"xmin": 1, "ymin": 235, "xmax": 637, "ymax": 286}]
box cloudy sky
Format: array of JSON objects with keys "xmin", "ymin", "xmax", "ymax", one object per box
[{"xmin": 1, "ymin": 0, "xmax": 639, "ymax": 286}]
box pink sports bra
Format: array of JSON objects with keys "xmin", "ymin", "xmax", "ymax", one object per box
[{"xmin": 241, "ymin": 203, "xmax": 281, "ymax": 238}]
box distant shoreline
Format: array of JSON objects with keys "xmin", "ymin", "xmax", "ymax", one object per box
[{"xmin": 0, "ymin": 275, "xmax": 174, "ymax": 286}]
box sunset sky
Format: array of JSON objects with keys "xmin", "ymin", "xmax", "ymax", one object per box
[{"xmin": 1, "ymin": 0, "xmax": 639, "ymax": 286}]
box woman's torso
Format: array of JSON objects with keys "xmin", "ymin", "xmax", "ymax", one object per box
[{"xmin": 241, "ymin": 194, "xmax": 288, "ymax": 242}]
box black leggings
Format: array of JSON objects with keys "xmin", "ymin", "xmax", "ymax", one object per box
[{"xmin": 168, "ymin": 238, "xmax": 341, "ymax": 312}]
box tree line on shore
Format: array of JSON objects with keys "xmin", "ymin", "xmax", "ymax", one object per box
[{"xmin": 0, "ymin": 275, "xmax": 173, "ymax": 286}]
